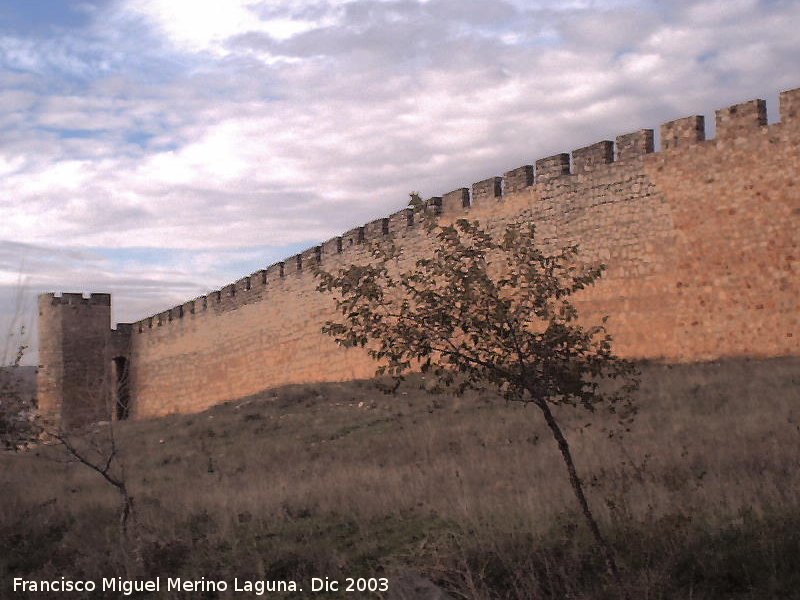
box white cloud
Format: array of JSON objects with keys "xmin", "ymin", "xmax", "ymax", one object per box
[
  {"xmin": 686, "ymin": 0, "xmax": 759, "ymax": 22},
  {"xmin": 1, "ymin": 0, "xmax": 800, "ymax": 360},
  {"xmin": 123, "ymin": 0, "xmax": 336, "ymax": 55}
]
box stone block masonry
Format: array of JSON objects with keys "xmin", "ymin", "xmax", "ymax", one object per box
[
  {"xmin": 37, "ymin": 293, "xmax": 112, "ymax": 428},
  {"xmin": 38, "ymin": 87, "xmax": 800, "ymax": 427}
]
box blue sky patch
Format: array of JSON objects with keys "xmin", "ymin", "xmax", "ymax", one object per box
[
  {"xmin": 1, "ymin": 0, "xmax": 798, "ymax": 364},
  {"xmin": 0, "ymin": 1, "xmax": 101, "ymax": 35}
]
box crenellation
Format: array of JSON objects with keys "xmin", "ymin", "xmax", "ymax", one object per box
[
  {"xmin": 660, "ymin": 115, "xmax": 705, "ymax": 150},
  {"xmin": 715, "ymin": 99, "xmax": 767, "ymax": 139},
  {"xmin": 535, "ymin": 153, "xmax": 570, "ymax": 183},
  {"xmin": 61, "ymin": 292, "xmax": 86, "ymax": 305},
  {"xmin": 442, "ymin": 189, "xmax": 469, "ymax": 214},
  {"xmin": 38, "ymin": 85, "xmax": 800, "ymax": 425},
  {"xmin": 235, "ymin": 276, "xmax": 251, "ymax": 293},
  {"xmin": 572, "ymin": 141, "xmax": 614, "ymax": 175},
  {"xmin": 90, "ymin": 293, "xmax": 112, "ymax": 306},
  {"xmin": 779, "ymin": 87, "xmax": 800, "ymax": 125},
  {"xmin": 37, "ymin": 290, "xmax": 112, "ymax": 428},
  {"xmin": 388, "ymin": 208, "xmax": 414, "ymax": 230},
  {"xmin": 266, "ymin": 262, "xmax": 284, "ymax": 281},
  {"xmin": 251, "ymin": 270, "xmax": 267, "ymax": 286},
  {"xmin": 342, "ymin": 226, "xmax": 365, "ymax": 247},
  {"xmin": 44, "ymin": 292, "xmax": 81, "ymax": 306},
  {"xmin": 471, "ymin": 177, "xmax": 502, "ymax": 206},
  {"xmin": 300, "ymin": 246, "xmax": 322, "ymax": 268},
  {"xmin": 503, "ymin": 165, "xmax": 534, "ymax": 194},
  {"xmin": 217, "ymin": 284, "xmax": 239, "ymax": 312},
  {"xmin": 616, "ymin": 130, "xmax": 654, "ymax": 161},
  {"xmin": 322, "ymin": 237, "xmax": 343, "ymax": 256},
  {"xmin": 284, "ymin": 254, "xmax": 302, "ymax": 274},
  {"xmin": 425, "ymin": 196, "xmax": 443, "ymax": 215},
  {"xmin": 364, "ymin": 218, "xmax": 389, "ymax": 239}
]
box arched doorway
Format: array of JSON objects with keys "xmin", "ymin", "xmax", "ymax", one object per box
[{"xmin": 112, "ymin": 356, "xmax": 130, "ymax": 420}]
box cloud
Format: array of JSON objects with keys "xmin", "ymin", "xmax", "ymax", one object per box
[
  {"xmin": 123, "ymin": 0, "xmax": 339, "ymax": 54},
  {"xmin": 1, "ymin": 0, "xmax": 799, "ymax": 361}
]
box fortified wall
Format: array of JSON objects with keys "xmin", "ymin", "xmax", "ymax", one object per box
[{"xmin": 38, "ymin": 88, "xmax": 800, "ymax": 427}]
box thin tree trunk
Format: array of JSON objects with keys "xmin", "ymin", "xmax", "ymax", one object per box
[
  {"xmin": 534, "ymin": 397, "xmax": 629, "ymax": 599},
  {"xmin": 117, "ymin": 483, "xmax": 143, "ymax": 575},
  {"xmin": 119, "ymin": 486, "xmax": 133, "ymax": 537}
]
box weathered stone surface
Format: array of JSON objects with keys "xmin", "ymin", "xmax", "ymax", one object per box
[
  {"xmin": 503, "ymin": 164, "xmax": 533, "ymax": 194},
  {"xmin": 442, "ymin": 188, "xmax": 470, "ymax": 214},
  {"xmin": 616, "ymin": 129, "xmax": 654, "ymax": 161},
  {"xmin": 716, "ymin": 99, "xmax": 767, "ymax": 139},
  {"xmin": 572, "ymin": 140, "xmax": 614, "ymax": 175},
  {"xmin": 37, "ymin": 293, "xmax": 112, "ymax": 428},
  {"xmin": 38, "ymin": 87, "xmax": 800, "ymax": 422},
  {"xmin": 660, "ymin": 115, "xmax": 705, "ymax": 150},
  {"xmin": 535, "ymin": 153, "xmax": 570, "ymax": 183},
  {"xmin": 471, "ymin": 177, "xmax": 502, "ymax": 207}
]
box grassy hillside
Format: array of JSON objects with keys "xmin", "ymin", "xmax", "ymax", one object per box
[{"xmin": 1, "ymin": 357, "xmax": 799, "ymax": 599}]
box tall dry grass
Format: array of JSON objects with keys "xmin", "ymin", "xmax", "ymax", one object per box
[{"xmin": 1, "ymin": 357, "xmax": 799, "ymax": 598}]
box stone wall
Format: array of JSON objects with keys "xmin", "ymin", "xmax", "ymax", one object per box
[
  {"xmin": 39, "ymin": 88, "xmax": 800, "ymax": 423},
  {"xmin": 37, "ymin": 293, "xmax": 112, "ymax": 428}
]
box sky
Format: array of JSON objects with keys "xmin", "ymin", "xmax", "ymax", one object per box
[{"xmin": 1, "ymin": 0, "xmax": 798, "ymax": 364}]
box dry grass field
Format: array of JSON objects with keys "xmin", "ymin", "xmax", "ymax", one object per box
[{"xmin": 1, "ymin": 357, "xmax": 799, "ymax": 599}]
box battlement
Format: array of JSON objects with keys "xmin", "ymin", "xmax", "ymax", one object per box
[
  {"xmin": 660, "ymin": 115, "xmax": 705, "ymax": 150},
  {"xmin": 442, "ymin": 188, "xmax": 470, "ymax": 214},
  {"xmin": 616, "ymin": 130, "xmax": 654, "ymax": 161},
  {"xmin": 37, "ymin": 291, "xmax": 112, "ymax": 429},
  {"xmin": 572, "ymin": 141, "xmax": 614, "ymax": 175},
  {"xmin": 535, "ymin": 153, "xmax": 571, "ymax": 183},
  {"xmin": 472, "ymin": 177, "xmax": 502, "ymax": 206},
  {"xmin": 780, "ymin": 88, "xmax": 800, "ymax": 124},
  {"xmin": 503, "ymin": 165, "xmax": 533, "ymax": 194},
  {"xmin": 121, "ymin": 86, "xmax": 800, "ymax": 339},
  {"xmin": 716, "ymin": 99, "xmax": 767, "ymax": 139},
  {"xmin": 35, "ymin": 83, "xmax": 800, "ymax": 423},
  {"xmin": 39, "ymin": 292, "xmax": 111, "ymax": 307}
]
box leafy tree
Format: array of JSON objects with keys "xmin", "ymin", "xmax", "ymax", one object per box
[{"xmin": 316, "ymin": 198, "xmax": 638, "ymax": 593}]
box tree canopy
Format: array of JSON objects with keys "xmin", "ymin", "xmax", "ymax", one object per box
[
  {"xmin": 316, "ymin": 205, "xmax": 638, "ymax": 595},
  {"xmin": 317, "ymin": 211, "xmax": 637, "ymax": 417}
]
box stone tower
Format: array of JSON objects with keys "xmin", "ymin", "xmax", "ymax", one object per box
[
  {"xmin": 37, "ymin": 293, "xmax": 112, "ymax": 429},
  {"xmin": 35, "ymin": 86, "xmax": 800, "ymax": 422}
]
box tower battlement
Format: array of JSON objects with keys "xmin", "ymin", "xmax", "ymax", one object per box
[
  {"xmin": 39, "ymin": 86, "xmax": 800, "ymax": 425},
  {"xmin": 37, "ymin": 292, "xmax": 112, "ymax": 428}
]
